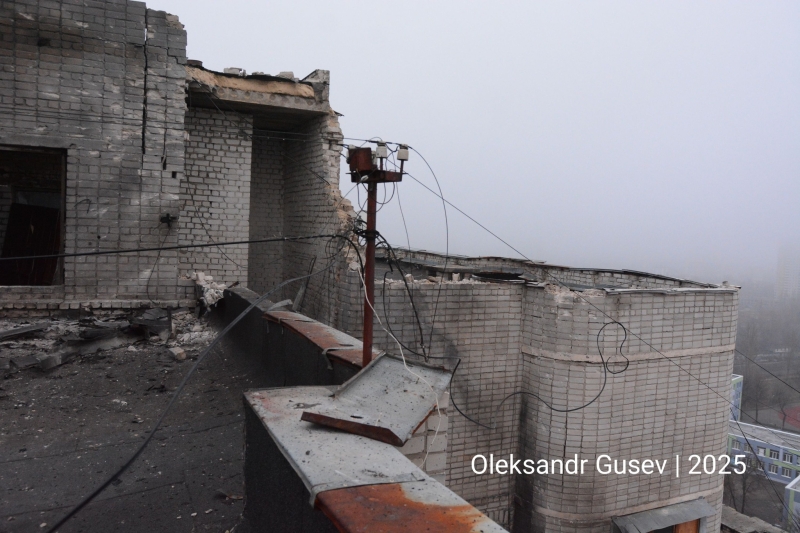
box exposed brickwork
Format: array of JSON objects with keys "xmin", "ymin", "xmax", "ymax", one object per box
[
  {"xmin": 355, "ymin": 277, "xmax": 523, "ymax": 528},
  {"xmin": 0, "ymin": 2, "xmax": 355, "ymax": 316},
  {"xmin": 280, "ymin": 113, "xmax": 351, "ymax": 327},
  {"xmin": 180, "ymin": 107, "xmax": 251, "ymax": 285},
  {"xmin": 0, "ymin": 5, "xmax": 741, "ymax": 533},
  {"xmin": 248, "ymin": 136, "xmax": 284, "ymax": 294},
  {"xmin": 0, "ymin": 0, "xmax": 187, "ymax": 307}
]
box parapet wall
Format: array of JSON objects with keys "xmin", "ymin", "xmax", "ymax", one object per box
[{"xmin": 180, "ymin": 107, "xmax": 252, "ymax": 285}]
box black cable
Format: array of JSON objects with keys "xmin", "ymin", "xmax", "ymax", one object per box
[
  {"xmin": 377, "ymin": 236, "xmax": 429, "ymax": 355},
  {"xmin": 492, "ymin": 322, "xmax": 628, "ymax": 418},
  {"xmin": 350, "ymin": 176, "xmax": 800, "ymax": 528},
  {"xmin": 0, "ymin": 234, "xmax": 348, "ymax": 263},
  {"xmin": 446, "ymin": 322, "xmax": 629, "ymax": 430},
  {"xmin": 403, "ymin": 147, "xmax": 800, "ymax": 461},
  {"xmin": 375, "ymin": 183, "xmax": 396, "ymax": 212},
  {"xmin": 355, "ymin": 227, "xmax": 428, "ymax": 357},
  {"xmin": 145, "ymin": 229, "xmax": 170, "ymax": 305},
  {"xmin": 46, "ymin": 233, "xmax": 355, "ymax": 533},
  {"xmin": 734, "ymin": 348, "xmax": 800, "ymax": 399},
  {"xmin": 401, "ymin": 149, "xmax": 450, "ymax": 352},
  {"xmin": 185, "ymin": 180, "xmax": 244, "ymax": 270},
  {"xmin": 381, "ymin": 269, "xmax": 426, "ymax": 358},
  {"xmin": 402, "ymin": 166, "xmax": 530, "ymax": 262}
]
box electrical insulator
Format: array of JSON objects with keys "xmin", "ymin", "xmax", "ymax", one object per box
[
  {"xmin": 376, "ymin": 142, "xmax": 388, "ymax": 159},
  {"xmin": 397, "ymin": 144, "xmax": 409, "ymax": 161}
]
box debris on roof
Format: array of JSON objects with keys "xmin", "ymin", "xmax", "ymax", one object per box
[{"xmin": 186, "ymin": 66, "xmax": 315, "ymax": 98}]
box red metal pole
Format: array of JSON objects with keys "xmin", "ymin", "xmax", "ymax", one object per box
[{"xmin": 362, "ymin": 182, "xmax": 377, "ymax": 368}]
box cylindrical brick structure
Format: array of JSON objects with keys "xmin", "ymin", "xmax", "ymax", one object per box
[{"xmin": 517, "ymin": 283, "xmax": 738, "ymax": 533}]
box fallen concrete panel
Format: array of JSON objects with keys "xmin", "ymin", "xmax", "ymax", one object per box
[
  {"xmin": 0, "ymin": 323, "xmax": 47, "ymax": 341},
  {"xmin": 300, "ymin": 354, "xmax": 452, "ymax": 446}
]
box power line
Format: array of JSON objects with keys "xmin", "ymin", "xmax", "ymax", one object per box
[
  {"xmin": 0, "ymin": 234, "xmax": 349, "ymax": 263},
  {"xmin": 735, "ymin": 348, "xmax": 800, "ymax": 399},
  {"xmin": 395, "ymin": 147, "xmax": 800, "ymax": 530}
]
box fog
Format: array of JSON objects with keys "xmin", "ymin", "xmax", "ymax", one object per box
[{"xmin": 147, "ymin": 0, "xmax": 800, "ymax": 284}]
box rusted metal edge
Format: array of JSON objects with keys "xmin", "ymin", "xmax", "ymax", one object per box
[
  {"xmin": 300, "ymin": 411, "xmax": 404, "ymax": 446},
  {"xmin": 246, "ymin": 388, "xmax": 507, "ymax": 532},
  {"xmin": 315, "ymin": 480, "xmax": 508, "ymax": 533}
]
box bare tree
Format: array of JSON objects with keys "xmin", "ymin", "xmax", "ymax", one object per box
[
  {"xmin": 725, "ymin": 458, "xmax": 769, "ymax": 515},
  {"xmin": 771, "ymin": 382, "xmax": 794, "ymax": 430},
  {"xmin": 741, "ymin": 363, "xmax": 769, "ymax": 424}
]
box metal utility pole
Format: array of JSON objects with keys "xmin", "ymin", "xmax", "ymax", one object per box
[{"xmin": 347, "ymin": 143, "xmax": 407, "ymax": 368}]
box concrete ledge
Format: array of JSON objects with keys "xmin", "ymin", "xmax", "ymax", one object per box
[{"xmin": 212, "ymin": 287, "xmax": 361, "ymax": 387}]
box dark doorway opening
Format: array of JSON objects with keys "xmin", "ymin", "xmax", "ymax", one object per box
[{"xmin": 0, "ymin": 147, "xmax": 65, "ymax": 286}]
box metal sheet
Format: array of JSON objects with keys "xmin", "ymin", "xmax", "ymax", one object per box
[
  {"xmin": 245, "ymin": 387, "xmax": 425, "ymax": 504},
  {"xmin": 612, "ymin": 498, "xmax": 716, "ymax": 533},
  {"xmin": 300, "ymin": 354, "xmax": 452, "ymax": 446},
  {"xmin": 316, "ymin": 479, "xmax": 508, "ymax": 533}
]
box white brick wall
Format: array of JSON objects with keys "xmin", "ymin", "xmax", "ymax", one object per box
[
  {"xmin": 179, "ymin": 108, "xmax": 252, "ymax": 286},
  {"xmin": 248, "ymin": 137, "xmax": 284, "ymax": 294},
  {"xmin": 0, "ymin": 2, "xmax": 188, "ymax": 307}
]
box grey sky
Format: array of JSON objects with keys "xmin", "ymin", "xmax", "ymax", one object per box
[{"xmin": 147, "ymin": 0, "xmax": 800, "ymax": 283}]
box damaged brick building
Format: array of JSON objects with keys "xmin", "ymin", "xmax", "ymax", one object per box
[
  {"xmin": 0, "ymin": 0, "xmax": 351, "ymax": 318},
  {"xmin": 0, "ymin": 1, "xmax": 740, "ymax": 533}
]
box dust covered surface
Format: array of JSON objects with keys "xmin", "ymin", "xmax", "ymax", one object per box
[{"xmin": 0, "ymin": 310, "xmax": 269, "ymax": 532}]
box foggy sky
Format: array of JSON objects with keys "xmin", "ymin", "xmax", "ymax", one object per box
[{"xmin": 147, "ymin": 0, "xmax": 800, "ymax": 284}]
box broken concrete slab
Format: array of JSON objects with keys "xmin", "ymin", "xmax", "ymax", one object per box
[
  {"xmin": 37, "ymin": 334, "xmax": 141, "ymax": 371},
  {"xmin": 0, "ymin": 323, "xmax": 48, "ymax": 342},
  {"xmin": 300, "ymin": 354, "xmax": 453, "ymax": 446},
  {"xmin": 10, "ymin": 354, "xmax": 40, "ymax": 370}
]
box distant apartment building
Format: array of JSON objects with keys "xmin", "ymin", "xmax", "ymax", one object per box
[
  {"xmin": 776, "ymin": 246, "xmax": 800, "ymax": 300},
  {"xmin": 727, "ymin": 420, "xmax": 800, "ymax": 484},
  {"xmin": 731, "ymin": 374, "xmax": 743, "ymax": 421},
  {"xmin": 725, "ymin": 383, "xmax": 800, "ymax": 527},
  {"xmin": 785, "ymin": 475, "xmax": 800, "ymax": 527}
]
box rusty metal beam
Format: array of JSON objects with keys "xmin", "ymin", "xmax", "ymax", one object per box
[{"xmin": 315, "ymin": 481, "xmax": 507, "ymax": 533}]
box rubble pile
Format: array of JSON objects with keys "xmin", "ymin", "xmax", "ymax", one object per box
[
  {"xmin": 0, "ymin": 307, "xmax": 216, "ymax": 374},
  {"xmin": 190, "ymin": 271, "xmax": 228, "ymax": 307}
]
